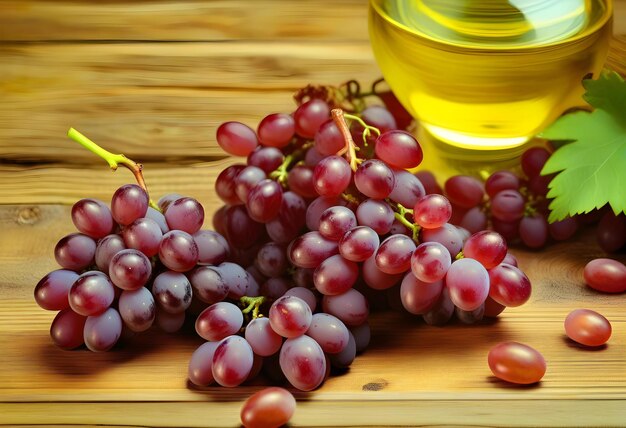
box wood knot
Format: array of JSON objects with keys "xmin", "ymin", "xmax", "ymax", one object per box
[
  {"xmin": 362, "ymin": 379, "xmax": 389, "ymax": 391},
  {"xmin": 16, "ymin": 206, "xmax": 41, "ymax": 225}
]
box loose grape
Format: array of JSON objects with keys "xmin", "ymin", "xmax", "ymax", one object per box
[
  {"xmin": 240, "ymin": 387, "xmax": 296, "ymax": 428},
  {"xmin": 583, "ymin": 258, "xmax": 626, "ymax": 293},
  {"xmin": 488, "ymin": 342, "xmax": 546, "ymax": 384},
  {"xmin": 564, "ymin": 309, "xmax": 612, "ymax": 347}
]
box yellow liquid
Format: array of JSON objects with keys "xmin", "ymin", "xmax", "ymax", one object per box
[{"xmin": 369, "ymin": 0, "xmax": 612, "ymax": 150}]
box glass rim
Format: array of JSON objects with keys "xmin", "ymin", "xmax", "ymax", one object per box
[{"xmin": 369, "ymin": 0, "xmax": 613, "ymax": 51}]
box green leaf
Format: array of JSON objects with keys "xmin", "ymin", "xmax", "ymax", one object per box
[{"xmin": 539, "ymin": 70, "xmax": 626, "ymax": 222}]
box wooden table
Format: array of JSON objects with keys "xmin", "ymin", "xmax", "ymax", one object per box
[{"xmin": 1, "ymin": 1, "xmax": 626, "ymax": 426}]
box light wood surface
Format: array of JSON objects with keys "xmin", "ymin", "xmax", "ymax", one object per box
[{"xmin": 1, "ymin": 1, "xmax": 626, "ymax": 426}]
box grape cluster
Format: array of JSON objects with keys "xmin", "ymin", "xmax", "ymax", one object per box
[
  {"xmin": 34, "ymin": 185, "xmax": 231, "ymax": 351},
  {"xmin": 433, "ymin": 146, "xmax": 626, "ymax": 252},
  {"xmin": 197, "ymin": 87, "xmax": 535, "ymax": 390}
]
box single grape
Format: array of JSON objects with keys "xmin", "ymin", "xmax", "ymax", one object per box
[
  {"xmin": 462, "ymin": 231, "xmax": 507, "ymax": 269},
  {"xmin": 306, "ymin": 313, "xmax": 350, "ymax": 354},
  {"xmin": 362, "ymin": 255, "xmax": 403, "ymax": 290},
  {"xmin": 413, "ymin": 194, "xmax": 452, "ymax": 229},
  {"xmin": 247, "ymin": 146, "xmax": 284, "ymax": 174},
  {"xmin": 235, "ymin": 165, "xmax": 267, "ymax": 203},
  {"xmin": 261, "ymin": 277, "xmax": 292, "ymax": 300},
  {"xmin": 50, "ymin": 309, "xmax": 87, "ymax": 350},
  {"xmin": 158, "ymin": 230, "xmax": 199, "ymax": 272},
  {"xmin": 583, "ymin": 258, "xmax": 626, "ymax": 293},
  {"xmin": 269, "ymin": 295, "xmax": 312, "ymax": 338},
  {"xmin": 488, "ymin": 342, "xmax": 546, "ymax": 384},
  {"xmin": 422, "ymin": 287, "xmax": 455, "ymax": 326},
  {"xmin": 354, "ymin": 159, "xmax": 395, "ymax": 199},
  {"xmin": 188, "ymin": 266, "xmax": 229, "ymax": 304},
  {"xmin": 216, "ymin": 121, "xmax": 258, "ymax": 156},
  {"xmin": 225, "ymin": 205, "xmax": 264, "ymax": 249},
  {"xmin": 488, "ymin": 263, "xmax": 532, "ymax": 307},
  {"xmin": 375, "ymin": 130, "xmax": 423, "ymax": 169},
  {"xmin": 356, "ymin": 199, "xmax": 394, "ymax": 235},
  {"xmin": 118, "ymin": 287, "xmax": 156, "ymax": 332},
  {"xmin": 109, "ymin": 249, "xmax": 152, "ymax": 291},
  {"xmin": 145, "ymin": 206, "xmax": 169, "ymax": 234},
  {"xmin": 549, "ymin": 217, "xmax": 578, "ymax": 241},
  {"xmin": 195, "ymin": 302, "xmax": 244, "ymax": 341},
  {"xmin": 164, "ymin": 197, "xmax": 204, "ymax": 234},
  {"xmin": 266, "ymin": 191, "xmax": 307, "ymax": 244},
  {"xmin": 283, "ymin": 287, "xmax": 317, "ymax": 312},
  {"xmin": 519, "ymin": 214, "xmax": 549, "ymax": 249},
  {"xmin": 350, "ymin": 321, "xmax": 371, "ymax": 353},
  {"xmin": 415, "ymin": 170, "xmax": 442, "ymax": 195},
  {"xmin": 375, "ymin": 234, "xmax": 416, "ymax": 275},
  {"xmin": 54, "ymin": 233, "xmax": 96, "ymax": 272},
  {"xmin": 287, "ymin": 164, "xmax": 318, "ymax": 198},
  {"xmin": 485, "ymin": 171, "xmax": 520, "ymax": 197},
  {"xmin": 193, "ymin": 230, "xmax": 229, "ymax": 265},
  {"xmin": 111, "ymin": 184, "xmax": 148, "ymax": 226},
  {"xmin": 411, "ymin": 242, "xmax": 451, "ymax": 283},
  {"xmin": 294, "ymin": 99, "xmax": 330, "ymax": 139},
  {"xmin": 257, "ymin": 113, "xmax": 295, "ymax": 148},
  {"xmin": 491, "ymin": 190, "xmax": 525, "ymax": 222},
  {"xmin": 304, "ymin": 146, "xmax": 326, "ymax": 166},
  {"xmin": 421, "ymin": 223, "xmax": 464, "ymax": 258},
  {"xmin": 152, "ymin": 271, "xmax": 193, "ymax": 314},
  {"xmin": 388, "ymin": 169, "xmax": 426, "ymax": 207},
  {"xmin": 502, "ymin": 252, "xmax": 518, "ymax": 267},
  {"xmin": 329, "ymin": 331, "xmax": 357, "ymax": 369},
  {"xmin": 456, "ymin": 304, "xmax": 485, "ymax": 324},
  {"xmin": 400, "ymin": 273, "xmax": 443, "ymax": 315},
  {"xmin": 217, "ymin": 262, "xmax": 254, "ymax": 299},
  {"xmin": 35, "ymin": 269, "xmax": 79, "ymax": 311},
  {"xmin": 313, "ymin": 254, "xmax": 359, "ymax": 295},
  {"xmin": 357, "ymin": 105, "xmax": 397, "ymax": 134},
  {"xmin": 212, "ymin": 335, "xmax": 254, "ymax": 387},
  {"xmin": 288, "ymin": 231, "xmax": 338, "ymax": 269},
  {"xmin": 188, "ymin": 341, "xmax": 219, "ymax": 387},
  {"xmin": 68, "ymin": 271, "xmax": 115, "ymax": 317},
  {"xmin": 71, "ymin": 198, "xmax": 114, "ymax": 239},
  {"xmin": 254, "ymin": 242, "xmax": 288, "ymax": 278},
  {"xmin": 321, "ymin": 288, "xmax": 369, "ymax": 327},
  {"xmin": 123, "ymin": 217, "xmax": 163, "ymax": 257},
  {"xmin": 460, "ymin": 207, "xmax": 488, "ymax": 235},
  {"xmin": 484, "ymin": 296, "xmax": 506, "ymax": 317},
  {"xmin": 527, "ymin": 173, "xmax": 552, "ymax": 197},
  {"xmin": 444, "ymin": 176, "xmax": 484, "ymax": 209},
  {"xmin": 279, "ymin": 335, "xmax": 326, "ymax": 391},
  {"xmin": 83, "ymin": 307, "xmax": 122, "ymax": 352},
  {"xmin": 313, "ymin": 155, "xmax": 352, "ymax": 197},
  {"xmin": 446, "ymin": 258, "xmax": 489, "ymax": 311},
  {"xmin": 314, "ymin": 119, "xmax": 345, "ymax": 155},
  {"xmin": 247, "ymin": 179, "xmax": 283, "ymax": 223},
  {"xmin": 157, "ymin": 193, "xmax": 183, "ymax": 213},
  {"xmin": 245, "ymin": 317, "xmax": 283, "ymax": 357},
  {"xmin": 95, "ymin": 234, "xmax": 126, "ymax": 272},
  {"xmin": 215, "ymin": 164, "xmax": 246, "ymax": 205},
  {"xmin": 564, "ymin": 309, "xmax": 612, "ymax": 347},
  {"xmin": 521, "ymin": 147, "xmax": 550, "ymax": 178},
  {"xmin": 597, "ymin": 212, "xmax": 626, "ymax": 252},
  {"xmin": 240, "ymin": 387, "xmax": 296, "ymax": 428},
  {"xmin": 155, "ymin": 307, "xmax": 185, "ymax": 333},
  {"xmin": 318, "ymin": 206, "xmax": 357, "ymax": 241}
]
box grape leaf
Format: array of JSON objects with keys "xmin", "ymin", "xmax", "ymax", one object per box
[{"xmin": 539, "ymin": 70, "xmax": 626, "ymax": 222}]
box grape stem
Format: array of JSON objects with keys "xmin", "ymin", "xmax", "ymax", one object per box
[
  {"xmin": 344, "ymin": 113, "xmax": 381, "ymax": 146},
  {"xmin": 393, "ymin": 203, "xmax": 421, "ymax": 243},
  {"xmin": 240, "ymin": 296, "xmax": 266, "ymax": 319},
  {"xmin": 331, "ymin": 109, "xmax": 362, "ymax": 171},
  {"xmin": 269, "ymin": 142, "xmax": 312, "ymax": 187},
  {"xmin": 67, "ymin": 128, "xmax": 160, "ymax": 211}
]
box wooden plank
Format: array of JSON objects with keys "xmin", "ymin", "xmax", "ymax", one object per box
[
  {"xmin": 0, "ymin": 42, "xmax": 379, "ymax": 163},
  {"xmin": 0, "ymin": 0, "xmax": 369, "ymax": 42}
]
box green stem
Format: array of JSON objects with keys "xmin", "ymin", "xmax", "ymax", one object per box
[
  {"xmin": 240, "ymin": 296, "xmax": 266, "ymax": 319},
  {"xmin": 269, "ymin": 153, "xmax": 295, "ymax": 186},
  {"xmin": 341, "ymin": 192, "xmax": 360, "ymax": 205},
  {"xmin": 344, "ymin": 113, "xmax": 381, "ymax": 146},
  {"xmin": 393, "ymin": 203, "xmax": 420, "ymax": 243},
  {"xmin": 67, "ymin": 128, "xmax": 160, "ymax": 211},
  {"xmin": 455, "ymin": 251, "xmax": 465, "ymax": 260}
]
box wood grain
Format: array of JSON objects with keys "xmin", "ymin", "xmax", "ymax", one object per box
[{"xmin": 0, "ymin": 0, "xmax": 369, "ymax": 42}]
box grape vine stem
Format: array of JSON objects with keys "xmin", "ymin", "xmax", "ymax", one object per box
[
  {"xmin": 331, "ymin": 109, "xmax": 361, "ymax": 171},
  {"xmin": 240, "ymin": 296, "xmax": 266, "ymax": 319},
  {"xmin": 67, "ymin": 128, "xmax": 160, "ymax": 211},
  {"xmin": 394, "ymin": 203, "xmax": 421, "ymax": 243}
]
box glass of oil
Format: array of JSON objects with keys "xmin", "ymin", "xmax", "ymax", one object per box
[{"xmin": 369, "ymin": 0, "xmax": 613, "ymax": 152}]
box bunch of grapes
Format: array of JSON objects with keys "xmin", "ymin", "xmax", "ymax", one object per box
[
  {"xmin": 34, "ymin": 183, "xmax": 233, "ymax": 351},
  {"xmin": 433, "ymin": 146, "xmax": 626, "ymax": 252}
]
